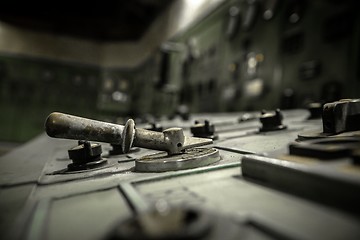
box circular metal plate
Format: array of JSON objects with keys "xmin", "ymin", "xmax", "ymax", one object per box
[{"xmin": 135, "ymin": 148, "xmax": 220, "ymax": 172}]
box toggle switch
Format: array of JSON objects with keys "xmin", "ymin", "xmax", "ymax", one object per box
[{"xmin": 45, "ymin": 112, "xmax": 220, "ymax": 172}]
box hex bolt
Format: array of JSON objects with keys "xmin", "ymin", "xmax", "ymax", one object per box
[{"xmin": 45, "ymin": 112, "xmax": 212, "ymax": 155}]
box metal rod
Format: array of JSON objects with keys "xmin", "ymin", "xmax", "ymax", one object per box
[
  {"xmin": 134, "ymin": 128, "xmax": 169, "ymax": 152},
  {"xmin": 45, "ymin": 112, "xmax": 124, "ymax": 144}
]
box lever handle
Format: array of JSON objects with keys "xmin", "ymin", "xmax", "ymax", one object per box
[
  {"xmin": 45, "ymin": 112, "xmax": 213, "ymax": 154},
  {"xmin": 45, "ymin": 112, "xmax": 124, "ymax": 144}
]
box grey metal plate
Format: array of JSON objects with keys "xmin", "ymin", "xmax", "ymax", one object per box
[{"xmin": 1, "ymin": 109, "xmax": 360, "ymax": 240}]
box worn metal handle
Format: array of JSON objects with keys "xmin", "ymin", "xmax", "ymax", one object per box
[
  {"xmin": 45, "ymin": 112, "xmax": 213, "ymax": 154},
  {"xmin": 45, "ymin": 112, "xmax": 125, "ymax": 144}
]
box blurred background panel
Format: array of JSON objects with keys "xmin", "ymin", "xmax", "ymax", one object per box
[{"xmin": 0, "ymin": 0, "xmax": 359, "ymax": 146}]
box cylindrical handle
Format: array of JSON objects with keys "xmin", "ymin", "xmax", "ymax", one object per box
[
  {"xmin": 45, "ymin": 112, "xmax": 124, "ymax": 144},
  {"xmin": 45, "ymin": 112, "xmax": 212, "ymax": 155},
  {"xmin": 134, "ymin": 128, "xmax": 187, "ymax": 155}
]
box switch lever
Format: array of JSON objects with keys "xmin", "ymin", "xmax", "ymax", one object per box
[{"xmin": 45, "ymin": 112, "xmax": 212, "ymax": 155}]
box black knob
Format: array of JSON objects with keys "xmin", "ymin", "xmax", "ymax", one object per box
[
  {"xmin": 259, "ymin": 109, "xmax": 287, "ymax": 132},
  {"xmin": 67, "ymin": 140, "xmax": 106, "ymax": 171},
  {"xmin": 190, "ymin": 120, "xmax": 218, "ymax": 140}
]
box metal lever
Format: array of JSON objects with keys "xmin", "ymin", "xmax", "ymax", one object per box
[{"xmin": 45, "ymin": 112, "xmax": 213, "ymax": 155}]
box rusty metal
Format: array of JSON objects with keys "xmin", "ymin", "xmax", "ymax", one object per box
[
  {"xmin": 45, "ymin": 112, "xmax": 213, "ymax": 155},
  {"xmin": 46, "ymin": 112, "xmax": 124, "ymax": 144}
]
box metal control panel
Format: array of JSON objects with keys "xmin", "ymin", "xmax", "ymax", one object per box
[{"xmin": 1, "ymin": 99, "xmax": 360, "ymax": 240}]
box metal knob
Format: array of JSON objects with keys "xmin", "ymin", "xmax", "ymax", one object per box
[
  {"xmin": 45, "ymin": 112, "xmax": 212, "ymax": 155},
  {"xmin": 190, "ymin": 120, "xmax": 218, "ymax": 140},
  {"xmin": 259, "ymin": 109, "xmax": 287, "ymax": 132},
  {"xmin": 67, "ymin": 140, "xmax": 106, "ymax": 171},
  {"xmin": 322, "ymin": 99, "xmax": 360, "ymax": 134}
]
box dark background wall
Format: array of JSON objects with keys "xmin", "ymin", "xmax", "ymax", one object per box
[{"xmin": 0, "ymin": 0, "xmax": 359, "ymax": 143}]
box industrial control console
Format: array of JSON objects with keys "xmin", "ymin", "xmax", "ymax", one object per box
[{"xmin": 1, "ymin": 99, "xmax": 360, "ymax": 240}]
